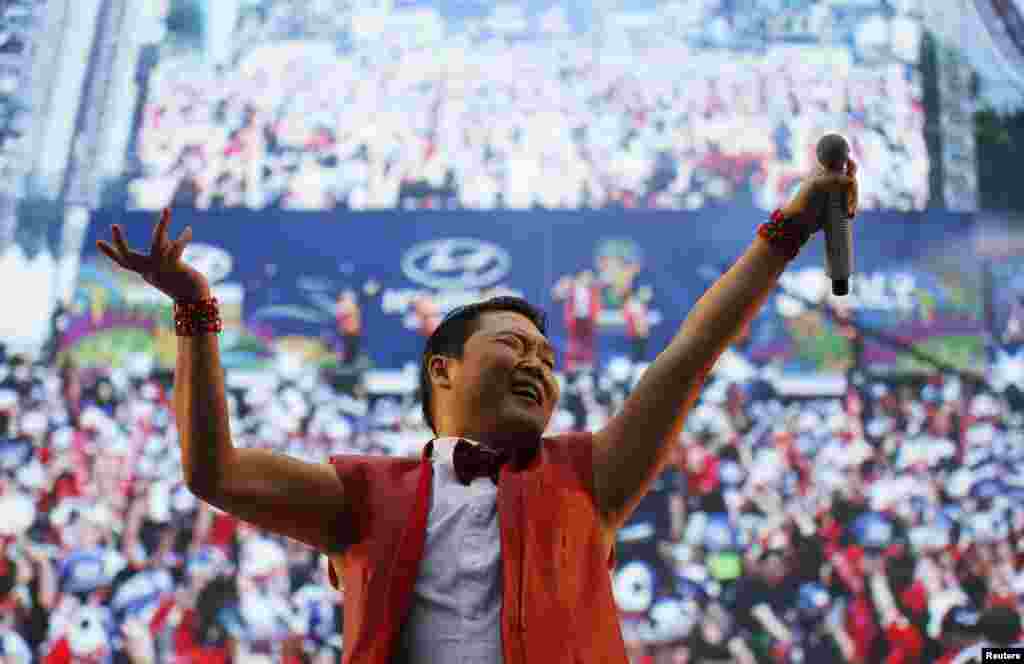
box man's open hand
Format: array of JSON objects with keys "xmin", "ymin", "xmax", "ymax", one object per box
[{"xmin": 96, "ymin": 208, "xmax": 210, "ymax": 302}]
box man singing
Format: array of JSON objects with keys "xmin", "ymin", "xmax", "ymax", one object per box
[{"xmin": 97, "ymin": 159, "xmax": 858, "ymax": 663}]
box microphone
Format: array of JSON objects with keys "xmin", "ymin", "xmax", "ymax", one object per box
[{"xmin": 816, "ymin": 134, "xmax": 853, "ymax": 297}]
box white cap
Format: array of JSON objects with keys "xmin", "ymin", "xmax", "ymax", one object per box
[
  {"xmin": 943, "ymin": 376, "xmax": 961, "ymax": 402},
  {"xmin": 243, "ymin": 537, "xmax": 286, "ymax": 577},
  {"xmin": 19, "ymin": 412, "xmax": 47, "ymax": 437},
  {"xmin": 869, "ymin": 480, "xmax": 905, "ymax": 510},
  {"xmin": 1014, "ymin": 572, "xmax": 1024, "ymax": 597},
  {"xmin": 108, "ymin": 433, "xmax": 131, "ymax": 456},
  {"xmin": 607, "ymin": 357, "xmax": 632, "ymax": 383},
  {"xmin": 827, "ymin": 412, "xmax": 848, "ymax": 433},
  {"xmin": 648, "ymin": 597, "xmax": 700, "ymax": 644},
  {"xmin": 140, "ymin": 382, "xmax": 160, "ymax": 401},
  {"xmin": 846, "ymin": 438, "xmax": 874, "ymax": 465},
  {"xmin": 969, "ymin": 393, "xmax": 1000, "ymax": 418},
  {"xmin": 0, "ymin": 492, "xmax": 35, "ymax": 536},
  {"xmin": 797, "ymin": 411, "xmax": 822, "ymax": 432},
  {"xmin": 68, "ymin": 607, "xmax": 110, "ymax": 656},
  {"xmin": 866, "ymin": 417, "xmax": 892, "ymax": 439},
  {"xmin": 83, "ymin": 502, "xmax": 115, "ymax": 528},
  {"xmin": 681, "ymin": 563, "xmax": 710, "ymax": 586},
  {"xmin": 148, "ymin": 482, "xmax": 173, "ymax": 523},
  {"xmin": 49, "ymin": 426, "xmax": 73, "ymax": 451},
  {"xmin": 311, "ymin": 386, "xmax": 336, "ymax": 406},
  {"xmin": 248, "ymin": 388, "xmax": 274, "ymax": 409},
  {"xmin": 131, "ymin": 401, "xmax": 155, "ymax": 422},
  {"xmin": 965, "ymin": 423, "xmax": 997, "ymax": 447},
  {"xmin": 613, "ymin": 561, "xmax": 654, "ymax": 613},
  {"xmin": 0, "ymin": 389, "xmax": 17, "ymax": 410},
  {"xmin": 15, "ymin": 459, "xmax": 46, "ymax": 490},
  {"xmin": 0, "ymin": 631, "xmax": 32, "ymax": 663},
  {"xmin": 684, "ymin": 511, "xmax": 708, "ymax": 546},
  {"xmin": 947, "ymin": 469, "xmax": 973, "ymax": 499},
  {"xmin": 325, "ymin": 414, "xmax": 353, "ymax": 440},
  {"xmin": 281, "ymin": 387, "xmax": 307, "ymax": 413},
  {"xmin": 80, "ymin": 406, "xmax": 109, "ymax": 431},
  {"xmin": 171, "ymin": 483, "xmax": 197, "ymax": 513},
  {"xmin": 896, "ymin": 440, "xmax": 928, "ymax": 468},
  {"xmin": 240, "ymin": 592, "xmax": 291, "ymax": 641},
  {"xmin": 815, "ymin": 467, "xmax": 845, "ymax": 492}
]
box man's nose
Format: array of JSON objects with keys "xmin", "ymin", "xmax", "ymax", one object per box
[{"xmin": 517, "ymin": 361, "xmax": 545, "ymax": 379}]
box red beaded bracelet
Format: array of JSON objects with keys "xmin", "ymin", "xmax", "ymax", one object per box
[
  {"xmin": 757, "ymin": 208, "xmax": 811, "ymax": 262},
  {"xmin": 173, "ymin": 297, "xmax": 223, "ymax": 336}
]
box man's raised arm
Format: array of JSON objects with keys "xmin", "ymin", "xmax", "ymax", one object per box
[
  {"xmin": 98, "ymin": 209, "xmax": 350, "ymax": 554},
  {"xmin": 591, "ymin": 161, "xmax": 859, "ymax": 530}
]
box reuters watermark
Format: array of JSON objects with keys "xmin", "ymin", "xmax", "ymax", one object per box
[{"xmin": 984, "ymin": 648, "xmax": 1024, "ymax": 661}]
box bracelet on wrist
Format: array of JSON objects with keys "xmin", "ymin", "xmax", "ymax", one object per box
[
  {"xmin": 173, "ymin": 296, "xmax": 223, "ymax": 337},
  {"xmin": 757, "ymin": 208, "xmax": 811, "ymax": 261}
]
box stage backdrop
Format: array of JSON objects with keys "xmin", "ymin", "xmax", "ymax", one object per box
[{"xmin": 66, "ymin": 207, "xmax": 983, "ymax": 377}]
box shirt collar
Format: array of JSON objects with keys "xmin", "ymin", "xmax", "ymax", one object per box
[
  {"xmin": 421, "ymin": 435, "xmax": 541, "ymax": 470},
  {"xmin": 423, "ymin": 436, "xmax": 481, "ymax": 469}
]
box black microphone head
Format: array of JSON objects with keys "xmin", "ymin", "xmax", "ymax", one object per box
[
  {"xmin": 832, "ymin": 279, "xmax": 849, "ymax": 296},
  {"xmin": 816, "ymin": 134, "xmax": 850, "ymax": 172}
]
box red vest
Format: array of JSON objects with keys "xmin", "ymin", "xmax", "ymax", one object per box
[{"xmin": 326, "ymin": 431, "xmax": 628, "ymax": 664}]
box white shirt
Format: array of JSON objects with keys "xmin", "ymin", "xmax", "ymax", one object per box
[{"xmin": 392, "ymin": 437, "xmax": 504, "ymax": 664}]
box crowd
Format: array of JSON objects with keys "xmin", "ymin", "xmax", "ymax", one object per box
[
  {"xmin": 0, "ymin": 320, "xmax": 1021, "ymax": 662},
  {"xmin": 612, "ymin": 368, "xmax": 1024, "ymax": 663},
  {"xmin": 126, "ymin": 0, "xmax": 930, "ymax": 213}
]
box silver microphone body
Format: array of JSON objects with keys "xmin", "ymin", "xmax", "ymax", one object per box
[
  {"xmin": 816, "ymin": 134, "xmax": 853, "ymax": 296},
  {"xmin": 824, "ymin": 191, "xmax": 853, "ymax": 296}
]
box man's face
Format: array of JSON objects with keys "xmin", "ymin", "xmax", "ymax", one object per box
[{"xmin": 438, "ymin": 311, "xmax": 560, "ymax": 445}]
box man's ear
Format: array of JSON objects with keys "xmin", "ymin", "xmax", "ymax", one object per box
[{"xmin": 429, "ymin": 355, "xmax": 454, "ymax": 389}]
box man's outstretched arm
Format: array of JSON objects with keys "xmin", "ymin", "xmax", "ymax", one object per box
[
  {"xmin": 176, "ymin": 332, "xmax": 350, "ymax": 554},
  {"xmin": 591, "ymin": 237, "xmax": 786, "ymax": 528},
  {"xmin": 99, "ymin": 210, "xmax": 350, "ymax": 554},
  {"xmin": 591, "ymin": 163, "xmax": 858, "ymax": 530}
]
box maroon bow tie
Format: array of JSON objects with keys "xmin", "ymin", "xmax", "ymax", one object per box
[{"xmin": 452, "ymin": 439, "xmax": 510, "ymax": 486}]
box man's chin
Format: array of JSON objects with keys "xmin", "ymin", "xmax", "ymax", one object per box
[{"xmin": 494, "ymin": 407, "xmax": 548, "ymax": 440}]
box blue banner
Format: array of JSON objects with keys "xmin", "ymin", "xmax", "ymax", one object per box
[{"xmin": 72, "ymin": 207, "xmax": 981, "ymax": 375}]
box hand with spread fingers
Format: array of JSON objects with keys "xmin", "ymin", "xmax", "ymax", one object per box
[
  {"xmin": 96, "ymin": 208, "xmax": 210, "ymax": 302},
  {"xmin": 780, "ymin": 158, "xmax": 859, "ymax": 233}
]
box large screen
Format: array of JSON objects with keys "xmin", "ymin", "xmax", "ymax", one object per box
[{"xmin": 124, "ymin": 0, "xmax": 931, "ymax": 213}]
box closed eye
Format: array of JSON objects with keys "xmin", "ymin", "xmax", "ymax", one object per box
[
  {"xmin": 496, "ymin": 333, "xmax": 554, "ymax": 368},
  {"xmin": 498, "ymin": 337, "xmax": 522, "ymax": 350}
]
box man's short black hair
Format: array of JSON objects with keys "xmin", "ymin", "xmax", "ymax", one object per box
[{"xmin": 419, "ymin": 296, "xmax": 547, "ymax": 435}]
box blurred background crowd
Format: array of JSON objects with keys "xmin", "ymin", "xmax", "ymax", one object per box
[
  {"xmin": 1, "ymin": 338, "xmax": 1022, "ymax": 662},
  {"xmin": 125, "ymin": 0, "xmax": 929, "ymax": 213}
]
